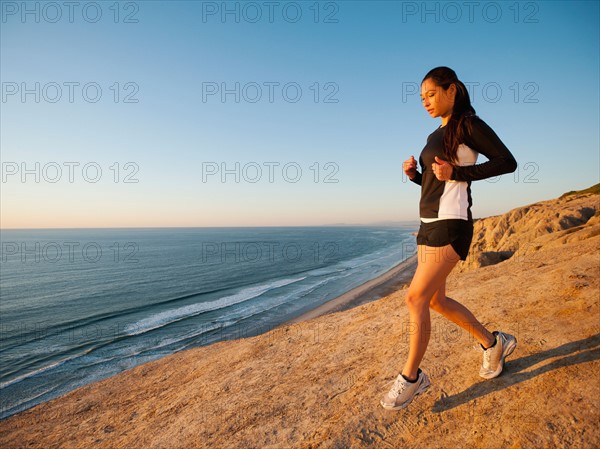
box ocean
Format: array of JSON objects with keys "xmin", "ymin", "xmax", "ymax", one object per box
[{"xmin": 0, "ymin": 225, "xmax": 417, "ymax": 419}]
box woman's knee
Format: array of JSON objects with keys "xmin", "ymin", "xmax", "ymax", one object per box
[{"xmin": 405, "ymin": 289, "xmax": 430, "ymax": 310}]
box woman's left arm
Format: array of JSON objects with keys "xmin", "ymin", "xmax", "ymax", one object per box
[{"xmin": 450, "ymin": 117, "xmax": 518, "ymax": 182}]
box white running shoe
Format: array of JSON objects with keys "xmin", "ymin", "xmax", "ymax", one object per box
[
  {"xmin": 479, "ymin": 331, "xmax": 517, "ymax": 379},
  {"xmin": 380, "ymin": 369, "xmax": 430, "ymax": 410}
]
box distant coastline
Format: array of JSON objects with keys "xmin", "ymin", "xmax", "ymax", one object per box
[{"xmin": 285, "ymin": 254, "xmax": 417, "ymax": 324}]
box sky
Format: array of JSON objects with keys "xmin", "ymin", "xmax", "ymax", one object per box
[{"xmin": 1, "ymin": 0, "xmax": 599, "ymax": 228}]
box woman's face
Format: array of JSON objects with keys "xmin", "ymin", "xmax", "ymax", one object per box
[{"xmin": 420, "ymin": 78, "xmax": 456, "ymax": 120}]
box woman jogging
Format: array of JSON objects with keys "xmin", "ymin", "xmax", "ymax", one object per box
[{"xmin": 380, "ymin": 67, "xmax": 519, "ymax": 410}]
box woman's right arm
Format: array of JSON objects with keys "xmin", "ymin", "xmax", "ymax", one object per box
[
  {"xmin": 404, "ymin": 155, "xmax": 422, "ymax": 185},
  {"xmin": 410, "ymin": 171, "xmax": 422, "ymax": 185}
]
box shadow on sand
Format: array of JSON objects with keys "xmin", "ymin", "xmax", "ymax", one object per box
[{"xmin": 432, "ymin": 333, "xmax": 600, "ymax": 413}]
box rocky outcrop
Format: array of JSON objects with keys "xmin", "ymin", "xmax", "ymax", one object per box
[{"xmin": 457, "ymin": 185, "xmax": 599, "ymax": 272}]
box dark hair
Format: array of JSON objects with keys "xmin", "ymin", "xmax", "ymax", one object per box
[{"xmin": 422, "ymin": 66, "xmax": 476, "ymax": 164}]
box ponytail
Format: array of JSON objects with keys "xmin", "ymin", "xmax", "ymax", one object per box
[{"xmin": 422, "ymin": 67, "xmax": 477, "ymax": 164}]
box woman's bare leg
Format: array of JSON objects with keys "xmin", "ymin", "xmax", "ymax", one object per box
[
  {"xmin": 430, "ymin": 284, "xmax": 495, "ymax": 348},
  {"xmin": 402, "ymin": 244, "xmax": 461, "ymax": 380}
]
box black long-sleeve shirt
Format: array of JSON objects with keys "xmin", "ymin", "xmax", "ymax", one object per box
[{"xmin": 410, "ymin": 116, "xmax": 517, "ymax": 221}]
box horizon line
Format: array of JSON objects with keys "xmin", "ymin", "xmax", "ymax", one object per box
[{"xmin": 0, "ymin": 221, "xmax": 423, "ymax": 231}]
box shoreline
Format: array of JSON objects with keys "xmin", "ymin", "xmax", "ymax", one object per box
[
  {"xmin": 0, "ymin": 252, "xmax": 418, "ymax": 422},
  {"xmin": 2, "ymin": 190, "xmax": 598, "ymax": 448},
  {"xmin": 284, "ymin": 253, "xmax": 418, "ymax": 324}
]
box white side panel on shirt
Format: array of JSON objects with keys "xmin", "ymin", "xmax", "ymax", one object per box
[{"xmin": 422, "ymin": 144, "xmax": 478, "ymax": 223}]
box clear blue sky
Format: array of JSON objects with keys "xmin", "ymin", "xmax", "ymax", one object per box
[{"xmin": 1, "ymin": 0, "xmax": 598, "ymax": 228}]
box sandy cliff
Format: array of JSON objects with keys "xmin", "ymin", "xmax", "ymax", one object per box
[
  {"xmin": 0, "ymin": 186, "xmax": 598, "ymax": 449},
  {"xmin": 457, "ymin": 186, "xmax": 599, "ymax": 272}
]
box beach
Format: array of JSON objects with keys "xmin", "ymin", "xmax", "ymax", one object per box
[
  {"xmin": 0, "ymin": 226, "xmax": 415, "ymax": 420},
  {"xmin": 285, "ymin": 254, "xmax": 418, "ymax": 324},
  {"xmin": 0, "ymin": 188, "xmax": 598, "ymax": 449}
]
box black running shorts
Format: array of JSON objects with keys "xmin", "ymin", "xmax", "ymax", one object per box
[{"xmin": 416, "ymin": 219, "xmax": 474, "ymax": 261}]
